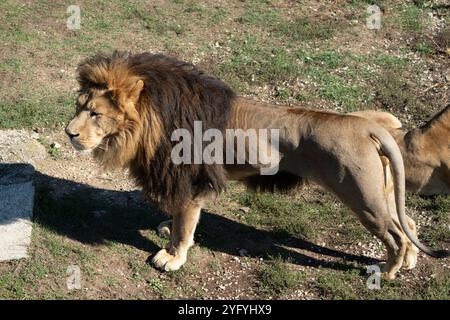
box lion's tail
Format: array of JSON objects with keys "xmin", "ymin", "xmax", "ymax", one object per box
[{"xmin": 369, "ymin": 127, "xmax": 450, "ymax": 259}]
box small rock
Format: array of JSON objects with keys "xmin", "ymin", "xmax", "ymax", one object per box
[
  {"xmin": 239, "ymin": 206, "xmax": 251, "ymax": 213},
  {"xmin": 93, "ymin": 210, "xmax": 107, "ymax": 218},
  {"xmin": 51, "ymin": 142, "xmax": 61, "ymax": 149},
  {"xmin": 238, "ymin": 248, "xmax": 249, "ymax": 257}
]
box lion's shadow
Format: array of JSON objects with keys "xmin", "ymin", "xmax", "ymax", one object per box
[{"xmin": 32, "ymin": 170, "xmax": 379, "ymax": 273}]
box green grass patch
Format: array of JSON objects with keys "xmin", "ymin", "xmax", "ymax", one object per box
[
  {"xmin": 317, "ymin": 74, "xmax": 364, "ymax": 111},
  {"xmin": 426, "ymin": 271, "xmax": 450, "ymax": 300},
  {"xmin": 275, "ymin": 17, "xmax": 336, "ymax": 42},
  {"xmin": 234, "ymin": 192, "xmax": 321, "ymax": 241},
  {"xmin": 413, "ymin": 42, "xmax": 435, "ymax": 55},
  {"xmin": 0, "ymin": 58, "xmax": 22, "ymax": 72},
  {"xmin": 0, "ymin": 93, "xmax": 74, "ymax": 129},
  {"xmin": 373, "ymin": 53, "xmax": 408, "ymax": 68},
  {"xmin": 407, "ymin": 195, "xmax": 450, "ymax": 247},
  {"xmin": 231, "ymin": 191, "xmax": 370, "ymax": 243},
  {"xmin": 238, "ymin": 7, "xmax": 280, "ymax": 27},
  {"xmin": 315, "ymin": 269, "xmax": 364, "ymax": 299},
  {"xmin": 304, "ymin": 66, "xmax": 366, "ymax": 111},
  {"xmin": 257, "ymin": 256, "xmax": 305, "ymax": 296},
  {"xmin": 398, "ymin": 5, "xmax": 426, "ymax": 32},
  {"xmin": 314, "ymin": 267, "xmax": 450, "ymax": 300},
  {"xmin": 215, "ymin": 36, "xmax": 300, "ymax": 90},
  {"xmin": 0, "ymin": 24, "xmax": 31, "ymax": 45},
  {"xmin": 38, "ymin": 137, "xmax": 62, "ymax": 159},
  {"xmin": 371, "ymin": 66, "xmax": 433, "ymax": 123}
]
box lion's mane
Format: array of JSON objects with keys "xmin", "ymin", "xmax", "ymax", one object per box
[{"xmin": 76, "ymin": 51, "xmax": 235, "ymax": 213}]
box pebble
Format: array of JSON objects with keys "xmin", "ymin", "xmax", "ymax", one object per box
[
  {"xmin": 239, "ymin": 206, "xmax": 251, "ymax": 213},
  {"xmin": 93, "ymin": 210, "xmax": 107, "ymax": 218},
  {"xmin": 238, "ymin": 248, "xmax": 249, "ymax": 257}
]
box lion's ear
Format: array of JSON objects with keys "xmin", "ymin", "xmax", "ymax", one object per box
[{"xmin": 128, "ymin": 80, "xmax": 144, "ymax": 103}]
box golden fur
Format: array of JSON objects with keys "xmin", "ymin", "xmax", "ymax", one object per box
[
  {"xmin": 66, "ymin": 52, "xmax": 449, "ymax": 280},
  {"xmin": 352, "ymin": 106, "xmax": 450, "ymax": 195}
]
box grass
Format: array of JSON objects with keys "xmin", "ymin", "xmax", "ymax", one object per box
[
  {"xmin": 215, "ymin": 35, "xmax": 301, "ymax": 90},
  {"xmin": 0, "ymin": 0, "xmax": 448, "ymax": 300},
  {"xmin": 275, "ymin": 17, "xmax": 337, "ymax": 42},
  {"xmin": 238, "ymin": 6, "xmax": 280, "ymax": 26},
  {"xmin": 0, "ymin": 58, "xmax": 22, "ymax": 72},
  {"xmin": 232, "ymin": 192, "xmax": 320, "ymax": 241},
  {"xmin": 407, "ymin": 195, "xmax": 450, "ymax": 247},
  {"xmin": 413, "ymin": 42, "xmax": 436, "ymax": 55},
  {"xmin": 0, "ymin": 93, "xmax": 74, "ymax": 129},
  {"xmin": 426, "ymin": 271, "xmax": 450, "ymax": 300},
  {"xmin": 315, "ymin": 72, "xmax": 365, "ymax": 111},
  {"xmin": 37, "ymin": 137, "xmax": 62, "ymax": 159},
  {"xmin": 315, "ymin": 269, "xmax": 365, "ymax": 299},
  {"xmin": 257, "ymin": 256, "xmax": 305, "ymax": 296},
  {"xmin": 398, "ymin": 4, "xmax": 426, "ymax": 32},
  {"xmin": 230, "ymin": 190, "xmax": 371, "ymax": 243},
  {"xmin": 313, "ymin": 267, "xmax": 450, "ymax": 300},
  {"xmin": 0, "ymin": 0, "xmax": 444, "ymax": 128}
]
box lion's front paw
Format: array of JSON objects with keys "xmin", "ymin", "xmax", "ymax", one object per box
[
  {"xmin": 157, "ymin": 220, "xmax": 172, "ymax": 239},
  {"xmin": 152, "ymin": 248, "xmax": 186, "ymax": 272},
  {"xmin": 402, "ymin": 245, "xmax": 418, "ymax": 270},
  {"xmin": 378, "ymin": 262, "xmax": 397, "ymax": 280},
  {"xmin": 383, "ymin": 271, "xmax": 397, "ymax": 280}
]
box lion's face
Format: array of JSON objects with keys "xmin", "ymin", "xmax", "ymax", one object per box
[
  {"xmin": 65, "ymin": 90, "xmax": 126, "ymax": 151},
  {"xmin": 407, "ymin": 128, "xmax": 450, "ymax": 195}
]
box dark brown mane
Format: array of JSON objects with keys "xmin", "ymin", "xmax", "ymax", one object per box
[
  {"xmin": 244, "ymin": 172, "xmax": 303, "ymax": 193},
  {"xmin": 420, "ymin": 103, "xmax": 450, "ymax": 131},
  {"xmin": 77, "ymin": 51, "xmax": 235, "ymax": 213}
]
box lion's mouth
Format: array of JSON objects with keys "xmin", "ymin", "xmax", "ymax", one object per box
[{"xmin": 69, "ymin": 138, "xmax": 98, "ymax": 152}]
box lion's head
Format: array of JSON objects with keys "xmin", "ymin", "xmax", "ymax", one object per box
[
  {"xmin": 65, "ymin": 82, "xmax": 143, "ymax": 150},
  {"xmin": 66, "ymin": 51, "xmax": 235, "ymax": 213},
  {"xmin": 66, "ymin": 52, "xmax": 146, "ymax": 168},
  {"xmin": 405, "ymin": 103, "xmax": 450, "ymax": 195}
]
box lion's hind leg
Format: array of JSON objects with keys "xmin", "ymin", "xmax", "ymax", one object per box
[
  {"xmin": 328, "ymin": 156, "xmax": 408, "ymax": 279},
  {"xmin": 379, "ymin": 221, "xmax": 408, "ymax": 279},
  {"xmin": 354, "ymin": 209, "xmax": 408, "ymax": 280},
  {"xmin": 368, "ymin": 169, "xmax": 409, "ymax": 279},
  {"xmin": 152, "ymin": 200, "xmax": 201, "ymax": 271},
  {"xmin": 383, "ymin": 156, "xmax": 418, "ymax": 271},
  {"xmin": 402, "ymin": 216, "xmax": 419, "ymax": 270}
]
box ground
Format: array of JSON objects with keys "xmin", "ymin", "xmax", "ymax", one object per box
[{"xmin": 0, "ymin": 0, "xmax": 449, "ymax": 299}]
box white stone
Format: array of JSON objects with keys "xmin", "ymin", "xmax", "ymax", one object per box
[{"xmin": 0, "ymin": 178, "xmax": 34, "ymax": 261}]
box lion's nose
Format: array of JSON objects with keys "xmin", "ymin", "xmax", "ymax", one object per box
[{"xmin": 65, "ymin": 128, "xmax": 79, "ymax": 139}]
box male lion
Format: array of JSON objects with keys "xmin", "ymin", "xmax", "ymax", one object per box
[
  {"xmin": 65, "ymin": 51, "xmax": 449, "ymax": 279},
  {"xmin": 351, "ymin": 106, "xmax": 450, "ymax": 195}
]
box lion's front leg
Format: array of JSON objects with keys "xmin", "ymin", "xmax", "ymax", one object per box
[{"xmin": 152, "ymin": 200, "xmax": 201, "ymax": 271}]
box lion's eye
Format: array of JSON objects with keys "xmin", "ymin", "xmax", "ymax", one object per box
[{"xmin": 90, "ymin": 110, "xmax": 101, "ymax": 117}]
